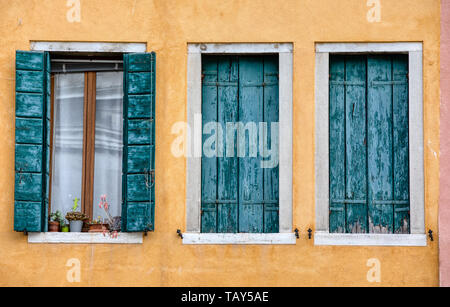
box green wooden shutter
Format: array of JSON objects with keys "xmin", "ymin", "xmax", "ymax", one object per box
[
  {"xmin": 201, "ymin": 55, "xmax": 279, "ymax": 233},
  {"xmin": 329, "ymin": 54, "xmax": 410, "ymax": 234},
  {"xmin": 14, "ymin": 51, "xmax": 51, "ymax": 232},
  {"xmin": 122, "ymin": 52, "xmax": 155, "ymax": 232}
]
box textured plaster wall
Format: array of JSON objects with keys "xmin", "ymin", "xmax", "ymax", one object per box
[
  {"xmin": 440, "ymin": 0, "xmax": 450, "ymax": 288},
  {"xmin": 0, "ymin": 0, "xmax": 440, "ymax": 286}
]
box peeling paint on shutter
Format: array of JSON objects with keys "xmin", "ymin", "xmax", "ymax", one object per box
[
  {"xmin": 122, "ymin": 53, "xmax": 155, "ymax": 232},
  {"xmin": 329, "ymin": 54, "xmax": 410, "ymax": 234},
  {"xmin": 201, "ymin": 55, "xmax": 279, "ymax": 233},
  {"xmin": 14, "ymin": 51, "xmax": 50, "ymax": 232}
]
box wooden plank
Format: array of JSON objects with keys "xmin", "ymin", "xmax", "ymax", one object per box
[
  {"xmin": 14, "ymin": 202, "xmax": 42, "ymax": 232},
  {"xmin": 127, "ymin": 174, "xmax": 151, "ymax": 202},
  {"xmin": 126, "ymin": 202, "xmax": 153, "ymax": 232},
  {"xmin": 238, "ymin": 56, "xmax": 264, "ymax": 233},
  {"xmin": 16, "ymin": 93, "xmax": 43, "ymax": 117},
  {"xmin": 16, "ymin": 51, "xmax": 44, "ymax": 71},
  {"xmin": 16, "ymin": 70, "xmax": 44, "ymax": 93},
  {"xmin": 367, "ymin": 55, "xmax": 394, "ymax": 234},
  {"xmin": 344, "ymin": 56, "xmax": 368, "ymax": 233},
  {"xmin": 329, "ymin": 55, "xmax": 346, "ymax": 233},
  {"xmin": 15, "ymin": 144, "xmax": 42, "ymax": 173},
  {"xmin": 263, "ymin": 55, "xmax": 279, "ymax": 233},
  {"xmin": 127, "ymin": 72, "xmax": 152, "ymax": 94},
  {"xmin": 127, "ymin": 145, "xmax": 152, "ymax": 173},
  {"xmin": 217, "ymin": 56, "xmax": 239, "ymax": 233},
  {"xmin": 15, "ymin": 118, "xmax": 43, "ymax": 144},
  {"xmin": 201, "ymin": 56, "xmax": 219, "ymax": 233},
  {"xmin": 127, "ymin": 119, "xmax": 152, "ymax": 144},
  {"xmin": 15, "ymin": 173, "xmax": 42, "ymax": 201},
  {"xmin": 128, "ymin": 95, "xmax": 153, "ymax": 119},
  {"xmin": 81, "ymin": 72, "xmax": 96, "ymax": 218},
  {"xmin": 392, "ymin": 55, "xmax": 410, "ymax": 234},
  {"xmin": 127, "ymin": 53, "xmax": 153, "ymax": 72},
  {"xmin": 48, "ymin": 75, "xmax": 55, "ymax": 218}
]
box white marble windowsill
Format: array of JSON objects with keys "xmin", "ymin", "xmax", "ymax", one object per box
[
  {"xmin": 28, "ymin": 232, "xmax": 143, "ymax": 244},
  {"xmin": 314, "ymin": 232, "xmax": 427, "ymax": 246},
  {"xmin": 182, "ymin": 233, "xmax": 297, "ymax": 245}
]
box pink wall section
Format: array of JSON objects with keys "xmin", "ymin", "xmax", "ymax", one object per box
[{"xmin": 441, "ymin": 0, "xmax": 450, "ymax": 287}]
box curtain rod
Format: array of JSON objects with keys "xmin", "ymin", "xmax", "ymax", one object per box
[{"xmin": 51, "ymin": 59, "xmax": 123, "ymax": 64}]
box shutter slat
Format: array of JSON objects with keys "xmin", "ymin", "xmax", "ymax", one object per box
[
  {"xmin": 329, "ymin": 55, "xmax": 346, "ymax": 233},
  {"xmin": 16, "ymin": 93, "xmax": 44, "ymax": 117},
  {"xmin": 201, "ymin": 56, "xmax": 219, "ymax": 233},
  {"xmin": 122, "ymin": 52, "xmax": 156, "ymax": 232},
  {"xmin": 367, "ymin": 55, "xmax": 395, "ymax": 234},
  {"xmin": 238, "ymin": 56, "xmax": 264, "ymax": 233},
  {"xmin": 344, "ymin": 56, "xmax": 368, "ymax": 233},
  {"xmin": 263, "ymin": 55, "xmax": 279, "ymax": 233},
  {"xmin": 217, "ymin": 56, "xmax": 238, "ymax": 233},
  {"xmin": 392, "ymin": 55, "xmax": 410, "ymax": 234}
]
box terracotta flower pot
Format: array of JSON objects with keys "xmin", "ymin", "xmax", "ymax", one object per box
[
  {"xmin": 48, "ymin": 221, "xmax": 60, "ymax": 232},
  {"xmin": 88, "ymin": 223, "xmax": 109, "ymax": 233}
]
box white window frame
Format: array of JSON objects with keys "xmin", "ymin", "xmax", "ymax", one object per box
[
  {"xmin": 184, "ymin": 43, "xmax": 295, "ymax": 245},
  {"xmin": 314, "ymin": 42, "xmax": 427, "ymax": 246},
  {"xmin": 27, "ymin": 41, "xmax": 147, "ymax": 244}
]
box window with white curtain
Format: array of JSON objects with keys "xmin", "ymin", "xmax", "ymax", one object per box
[{"xmin": 50, "ymin": 61, "xmax": 123, "ymax": 222}]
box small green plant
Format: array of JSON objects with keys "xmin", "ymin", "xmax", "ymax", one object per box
[
  {"xmin": 88, "ymin": 216, "xmax": 104, "ymax": 225},
  {"xmin": 72, "ymin": 197, "xmax": 80, "ymax": 211},
  {"xmin": 50, "ymin": 211, "xmax": 64, "ymax": 224}
]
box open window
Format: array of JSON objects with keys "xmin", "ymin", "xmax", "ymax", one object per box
[{"xmin": 14, "ymin": 48, "xmax": 156, "ymax": 238}]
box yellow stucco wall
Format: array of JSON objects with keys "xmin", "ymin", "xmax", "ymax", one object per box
[{"xmin": 0, "ymin": 0, "xmax": 440, "ymax": 286}]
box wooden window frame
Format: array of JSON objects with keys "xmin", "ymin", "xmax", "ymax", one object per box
[
  {"xmin": 314, "ymin": 42, "xmax": 426, "ymax": 246},
  {"xmin": 49, "ymin": 71, "xmax": 98, "ymax": 220},
  {"xmin": 184, "ymin": 43, "xmax": 295, "ymax": 245}
]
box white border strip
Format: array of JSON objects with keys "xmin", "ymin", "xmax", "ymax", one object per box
[
  {"xmin": 182, "ymin": 233, "xmax": 296, "ymax": 245},
  {"xmin": 188, "ymin": 43, "xmax": 293, "ymax": 54},
  {"xmin": 314, "ymin": 233, "xmax": 427, "ymax": 246},
  {"xmin": 315, "ymin": 42, "xmax": 423, "ymax": 53},
  {"xmin": 30, "ymin": 41, "xmax": 147, "ymax": 53},
  {"xmin": 28, "ymin": 233, "xmax": 143, "ymax": 244}
]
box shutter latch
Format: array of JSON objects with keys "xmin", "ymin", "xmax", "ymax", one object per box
[
  {"xmin": 308, "ymin": 228, "xmax": 313, "ymax": 240},
  {"xmin": 428, "ymin": 229, "xmax": 434, "ymax": 242},
  {"xmin": 177, "ymin": 229, "xmax": 183, "ymax": 239},
  {"xmin": 294, "ymin": 228, "xmax": 299, "ymax": 239},
  {"xmin": 145, "ymin": 169, "xmax": 155, "ymax": 189}
]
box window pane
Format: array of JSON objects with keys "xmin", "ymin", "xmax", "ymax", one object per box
[
  {"xmin": 93, "ymin": 72, "xmax": 123, "ymax": 221},
  {"xmin": 51, "ymin": 73, "xmax": 85, "ymax": 215}
]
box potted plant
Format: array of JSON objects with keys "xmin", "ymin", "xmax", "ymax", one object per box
[
  {"xmin": 60, "ymin": 219, "xmax": 69, "ymax": 232},
  {"xmin": 87, "ymin": 217, "xmax": 110, "ymax": 233},
  {"xmin": 49, "ymin": 210, "xmax": 63, "ymax": 232},
  {"xmin": 98, "ymin": 195, "xmax": 121, "ymax": 238},
  {"xmin": 65, "ymin": 197, "xmax": 87, "ymax": 232}
]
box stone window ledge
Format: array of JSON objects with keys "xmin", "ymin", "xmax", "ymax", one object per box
[
  {"xmin": 182, "ymin": 233, "xmax": 296, "ymax": 245},
  {"xmin": 314, "ymin": 232, "xmax": 427, "ymax": 246},
  {"xmin": 28, "ymin": 232, "xmax": 143, "ymax": 244}
]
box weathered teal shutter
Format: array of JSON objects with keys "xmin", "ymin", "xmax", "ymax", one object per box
[
  {"xmin": 201, "ymin": 55, "xmax": 279, "ymax": 233},
  {"xmin": 329, "ymin": 54, "xmax": 410, "ymax": 234},
  {"xmin": 14, "ymin": 51, "xmax": 51, "ymax": 232},
  {"xmin": 122, "ymin": 53, "xmax": 155, "ymax": 232}
]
